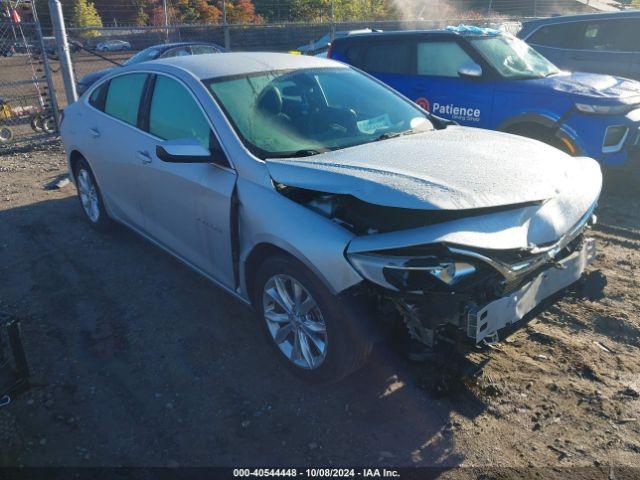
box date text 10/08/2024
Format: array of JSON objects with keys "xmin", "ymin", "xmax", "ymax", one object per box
[{"xmin": 233, "ymin": 469, "xmax": 401, "ymax": 477}]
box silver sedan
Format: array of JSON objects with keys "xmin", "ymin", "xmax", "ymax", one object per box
[{"xmin": 61, "ymin": 52, "xmax": 602, "ymax": 382}]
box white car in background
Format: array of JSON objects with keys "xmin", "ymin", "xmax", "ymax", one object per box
[
  {"xmin": 96, "ymin": 40, "xmax": 131, "ymax": 52},
  {"xmin": 60, "ymin": 53, "xmax": 601, "ymax": 382}
]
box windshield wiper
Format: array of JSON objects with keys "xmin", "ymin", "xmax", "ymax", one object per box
[
  {"xmin": 269, "ymin": 149, "xmax": 329, "ymax": 159},
  {"xmin": 374, "ymin": 128, "xmax": 421, "ymax": 142}
]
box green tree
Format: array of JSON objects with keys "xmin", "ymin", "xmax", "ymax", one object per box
[
  {"xmin": 72, "ymin": 0, "xmax": 103, "ymax": 37},
  {"xmin": 135, "ymin": 6, "xmax": 149, "ymax": 25},
  {"xmin": 290, "ymin": 0, "xmax": 395, "ymax": 22}
]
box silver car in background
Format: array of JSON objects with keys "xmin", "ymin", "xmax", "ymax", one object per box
[{"xmin": 60, "ymin": 53, "xmax": 602, "ymax": 382}]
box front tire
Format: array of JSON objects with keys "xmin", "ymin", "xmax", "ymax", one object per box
[
  {"xmin": 73, "ymin": 158, "xmax": 113, "ymax": 231},
  {"xmin": 253, "ymin": 254, "xmax": 372, "ymax": 383}
]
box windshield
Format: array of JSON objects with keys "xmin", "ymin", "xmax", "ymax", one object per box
[
  {"xmin": 470, "ymin": 35, "xmax": 559, "ymax": 79},
  {"xmin": 123, "ymin": 47, "xmax": 162, "ymax": 66},
  {"xmin": 206, "ymin": 68, "xmax": 433, "ymax": 159}
]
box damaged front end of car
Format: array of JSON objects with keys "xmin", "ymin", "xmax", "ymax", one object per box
[
  {"xmin": 276, "ymin": 182, "xmax": 599, "ymax": 349},
  {"xmin": 265, "ymin": 129, "xmax": 603, "ymax": 350}
]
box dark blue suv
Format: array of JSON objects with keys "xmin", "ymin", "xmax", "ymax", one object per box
[{"xmin": 329, "ymin": 27, "xmax": 640, "ymax": 166}]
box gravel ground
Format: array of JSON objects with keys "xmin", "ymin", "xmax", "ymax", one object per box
[{"xmin": 0, "ymin": 143, "xmax": 639, "ymax": 476}]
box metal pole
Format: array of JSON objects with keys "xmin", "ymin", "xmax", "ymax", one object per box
[
  {"xmin": 48, "ymin": 0, "xmax": 77, "ymax": 103},
  {"xmin": 222, "ymin": 0, "xmax": 230, "ymax": 51},
  {"xmin": 329, "ymin": 0, "xmax": 335, "ymax": 41},
  {"xmin": 487, "ymin": 0, "xmax": 493, "ymax": 18},
  {"xmin": 32, "ymin": 0, "xmax": 60, "ymax": 131},
  {"xmin": 162, "ymin": 0, "xmax": 169, "ymax": 42}
]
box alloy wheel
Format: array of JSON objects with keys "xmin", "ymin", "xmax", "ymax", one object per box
[
  {"xmin": 262, "ymin": 274, "xmax": 328, "ymax": 370},
  {"xmin": 77, "ymin": 168, "xmax": 100, "ymax": 223}
]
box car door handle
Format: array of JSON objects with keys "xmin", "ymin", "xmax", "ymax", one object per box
[
  {"xmin": 88, "ymin": 128, "xmax": 100, "ymax": 138},
  {"xmin": 136, "ymin": 150, "xmax": 152, "ymax": 164}
]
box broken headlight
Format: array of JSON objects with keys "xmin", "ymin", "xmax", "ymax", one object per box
[{"xmin": 346, "ymin": 250, "xmax": 477, "ymax": 293}]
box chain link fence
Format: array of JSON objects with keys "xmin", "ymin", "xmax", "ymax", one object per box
[
  {"xmin": 65, "ymin": 17, "xmax": 525, "ymax": 84},
  {"xmin": 0, "ymin": 19, "xmax": 58, "ymax": 152}
]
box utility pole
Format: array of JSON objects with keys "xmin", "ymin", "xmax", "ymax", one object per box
[
  {"xmin": 162, "ymin": 0, "xmax": 169, "ymax": 42},
  {"xmin": 48, "ymin": 0, "xmax": 77, "ymax": 104},
  {"xmin": 487, "ymin": 0, "xmax": 493, "ymax": 18},
  {"xmin": 222, "ymin": 0, "xmax": 230, "ymax": 51}
]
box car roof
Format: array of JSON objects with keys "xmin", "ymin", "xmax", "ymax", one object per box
[
  {"xmin": 521, "ymin": 9, "xmax": 640, "ymax": 28},
  {"xmin": 154, "ymin": 41, "xmax": 220, "ymax": 49},
  {"xmin": 148, "ymin": 52, "xmax": 347, "ymax": 80},
  {"xmin": 331, "ymin": 28, "xmax": 493, "ymax": 44}
]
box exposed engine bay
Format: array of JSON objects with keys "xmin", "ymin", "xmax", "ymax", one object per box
[{"xmin": 277, "ymin": 182, "xmax": 598, "ymax": 349}]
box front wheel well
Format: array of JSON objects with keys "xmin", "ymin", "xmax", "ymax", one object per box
[
  {"xmin": 243, "ymin": 243, "xmax": 299, "ymax": 307},
  {"xmin": 502, "ymin": 121, "xmax": 554, "ymax": 138},
  {"xmin": 501, "ymin": 122, "xmax": 575, "ymax": 155}
]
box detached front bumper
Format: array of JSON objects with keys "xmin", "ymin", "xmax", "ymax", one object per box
[{"xmin": 467, "ymin": 237, "xmax": 596, "ymax": 344}]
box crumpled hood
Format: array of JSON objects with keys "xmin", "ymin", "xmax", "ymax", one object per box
[
  {"xmin": 266, "ymin": 126, "xmax": 602, "ymax": 211},
  {"xmin": 532, "ymin": 71, "xmax": 640, "ymax": 103}
]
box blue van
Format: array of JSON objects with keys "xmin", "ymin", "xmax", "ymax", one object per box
[{"xmin": 328, "ymin": 27, "xmax": 640, "ymax": 166}]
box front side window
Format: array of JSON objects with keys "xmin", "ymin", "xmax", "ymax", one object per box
[
  {"xmin": 162, "ymin": 47, "xmax": 190, "ymax": 58},
  {"xmin": 122, "ymin": 47, "xmax": 162, "ymax": 66},
  {"xmin": 103, "ymin": 73, "xmax": 147, "ymax": 125},
  {"xmin": 190, "ymin": 45, "xmax": 220, "ymax": 55},
  {"xmin": 149, "ymin": 75, "xmax": 211, "ymax": 149},
  {"xmin": 417, "ymin": 41, "xmax": 473, "ymax": 77},
  {"xmin": 470, "ymin": 35, "xmax": 559, "ymax": 79},
  {"xmin": 206, "ymin": 67, "xmax": 432, "ymax": 159}
]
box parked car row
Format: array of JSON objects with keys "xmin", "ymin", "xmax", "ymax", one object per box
[{"xmin": 61, "ymin": 46, "xmax": 603, "ymax": 381}]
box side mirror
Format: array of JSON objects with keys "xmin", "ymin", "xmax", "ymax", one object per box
[
  {"xmin": 458, "ymin": 62, "xmax": 483, "ymax": 79},
  {"xmin": 156, "ymin": 138, "xmax": 212, "ymax": 163}
]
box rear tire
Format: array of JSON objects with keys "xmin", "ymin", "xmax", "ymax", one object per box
[
  {"xmin": 253, "ymin": 254, "xmax": 372, "ymax": 383},
  {"xmin": 73, "ymin": 158, "xmax": 113, "ymax": 232}
]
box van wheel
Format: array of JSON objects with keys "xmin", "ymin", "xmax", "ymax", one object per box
[
  {"xmin": 73, "ymin": 158, "xmax": 113, "ymax": 231},
  {"xmin": 253, "ymin": 254, "xmax": 372, "ymax": 383}
]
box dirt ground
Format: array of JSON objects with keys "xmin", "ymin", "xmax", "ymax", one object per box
[{"xmin": 0, "ymin": 143, "xmax": 639, "ymax": 476}]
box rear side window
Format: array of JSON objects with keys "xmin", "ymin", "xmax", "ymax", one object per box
[
  {"xmin": 103, "ymin": 73, "xmax": 147, "ymax": 126},
  {"xmin": 417, "ymin": 41, "xmax": 473, "ymax": 77},
  {"xmin": 527, "ymin": 22, "xmax": 583, "ymax": 49},
  {"xmin": 357, "ymin": 43, "xmax": 412, "ymax": 74},
  {"xmin": 579, "ymin": 19, "xmax": 640, "ymax": 52},
  {"xmin": 148, "ymin": 75, "xmax": 211, "ymax": 149},
  {"xmin": 88, "ymin": 81, "xmax": 106, "ymax": 109}
]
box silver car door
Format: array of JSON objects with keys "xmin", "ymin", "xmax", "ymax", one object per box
[
  {"xmin": 136, "ymin": 74, "xmax": 237, "ymax": 286},
  {"xmin": 89, "ymin": 72, "xmax": 151, "ymax": 230}
]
